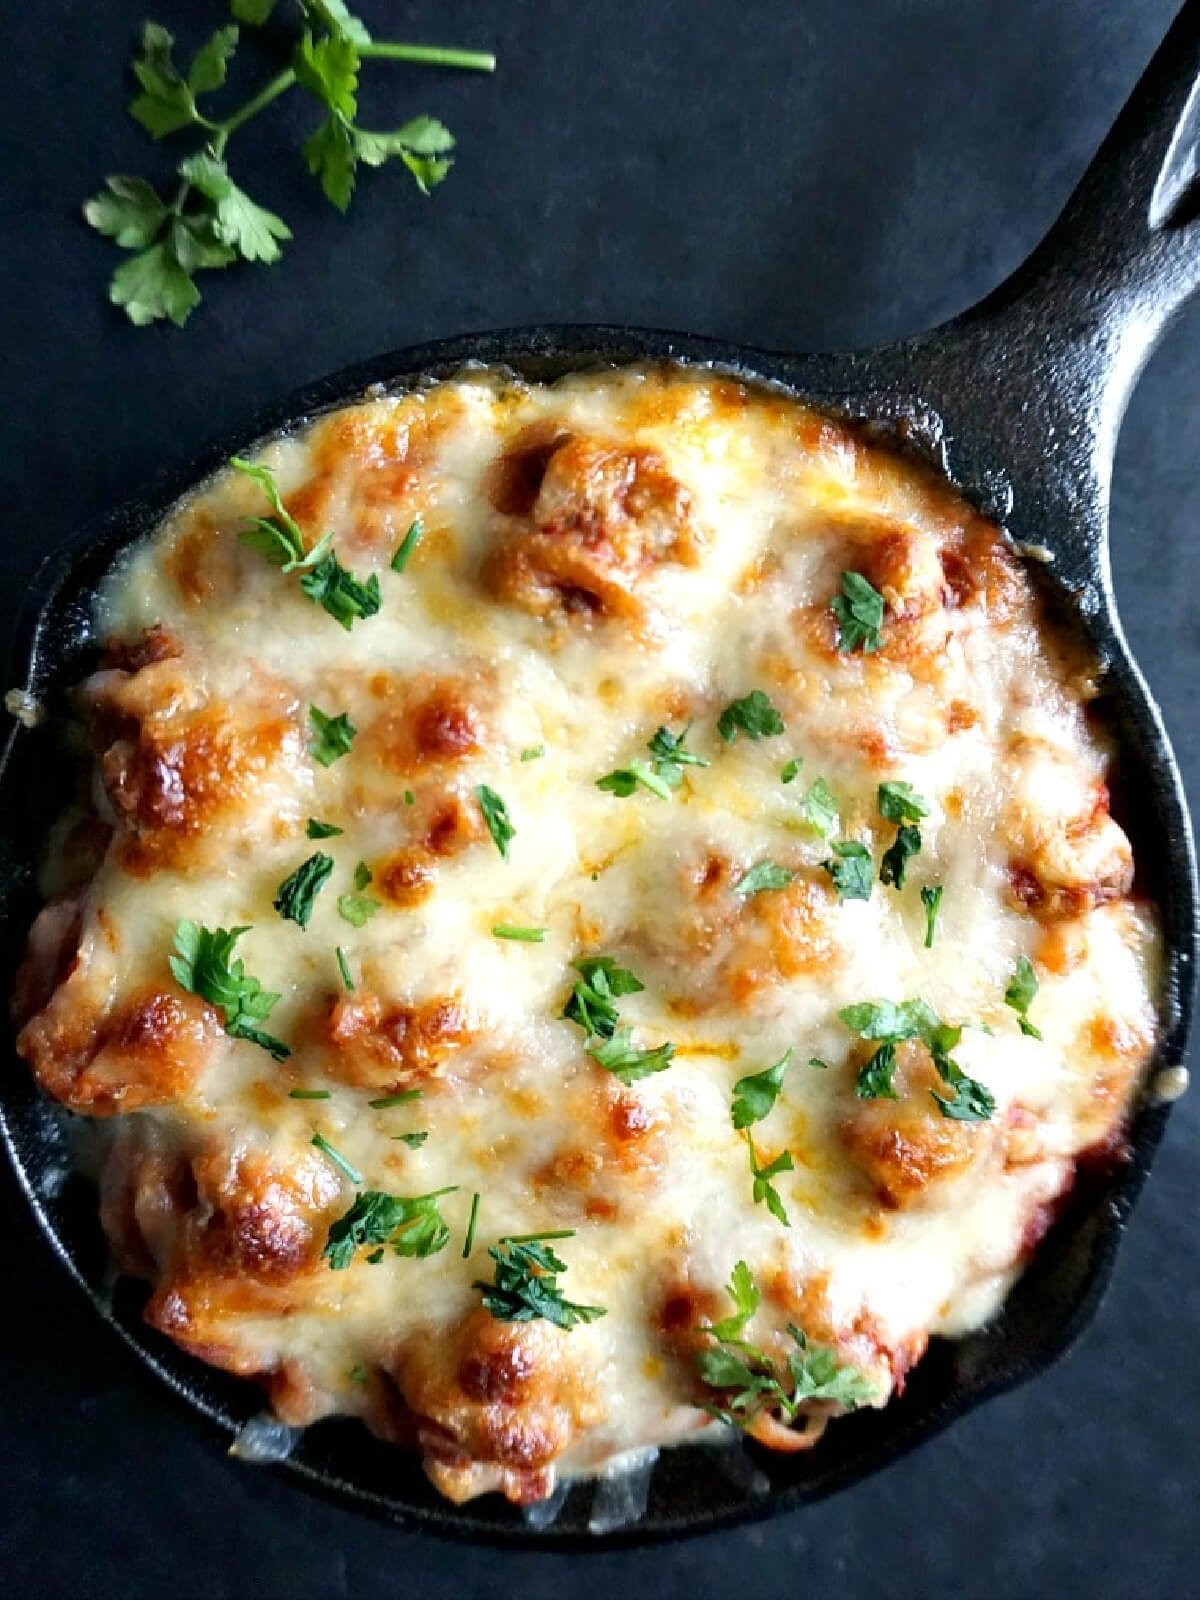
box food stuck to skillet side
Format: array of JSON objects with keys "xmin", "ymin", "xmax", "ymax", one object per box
[{"xmin": 11, "ymin": 364, "xmax": 1160, "ymax": 1507}]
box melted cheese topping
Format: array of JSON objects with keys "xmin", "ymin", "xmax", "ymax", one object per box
[{"xmin": 14, "ymin": 365, "xmax": 1160, "ymax": 1506}]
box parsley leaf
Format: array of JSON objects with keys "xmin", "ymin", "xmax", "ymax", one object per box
[
  {"xmin": 355, "ymin": 117, "xmax": 456, "ymax": 196},
  {"xmin": 108, "ymin": 242, "xmax": 200, "ymax": 328},
  {"xmin": 177, "ymin": 152, "xmax": 291, "ymax": 264},
  {"xmin": 822, "ymin": 839, "xmax": 873, "ymax": 902},
  {"xmin": 128, "ymin": 23, "xmax": 204, "ymax": 138},
  {"xmin": 855, "ymin": 1040, "xmax": 899, "ymax": 1100},
  {"xmin": 877, "ymin": 780, "xmax": 930, "ymax": 824},
  {"xmin": 306, "ymin": 818, "xmax": 343, "ymax": 839},
  {"xmin": 309, "ymin": 705, "xmax": 357, "ymax": 766},
  {"xmin": 880, "ymin": 823, "xmax": 922, "ymax": 889},
  {"xmin": 831, "ymin": 571, "xmax": 886, "ymax": 653},
  {"xmin": 476, "ymin": 784, "xmax": 515, "ymax": 858},
  {"xmin": 322, "ymin": 1186, "xmax": 456, "ymax": 1269},
  {"xmin": 520, "ymin": 744, "xmax": 545, "ymax": 763},
  {"xmin": 780, "ymin": 758, "xmax": 802, "ymax": 784},
  {"xmin": 746, "ymin": 1135, "xmax": 793, "ymax": 1226},
  {"xmin": 336, "ymin": 891, "xmax": 380, "ymax": 927},
  {"xmin": 798, "ymin": 776, "xmax": 839, "ymax": 839},
  {"xmin": 596, "ymin": 762, "xmax": 673, "ymax": 800},
  {"xmin": 597, "ymin": 723, "xmax": 708, "ymax": 799},
  {"xmin": 717, "ymin": 689, "xmax": 785, "ymax": 743},
  {"xmin": 231, "ymin": 456, "xmax": 330, "ymax": 572},
  {"xmin": 707, "ymin": 1260, "xmax": 760, "ymax": 1341},
  {"xmin": 920, "ymin": 884, "xmax": 943, "ymax": 947},
  {"xmin": 840, "ymin": 997, "xmax": 994, "ymax": 1120},
  {"xmin": 273, "ymin": 852, "xmax": 335, "ymax": 928},
  {"xmin": 474, "ymin": 1235, "xmax": 606, "ymax": 1329},
  {"xmin": 394, "ymin": 1131, "xmax": 428, "ymax": 1148},
  {"xmin": 232, "ymin": 0, "xmax": 277, "ymax": 21},
  {"xmin": 83, "ymin": 176, "xmax": 168, "ymax": 250},
  {"xmin": 731, "ymin": 1050, "xmax": 792, "ymax": 1129},
  {"xmin": 733, "ymin": 861, "xmax": 796, "ymax": 897},
  {"xmin": 390, "ymin": 517, "xmax": 423, "ymax": 572},
  {"xmin": 352, "ymin": 861, "xmax": 372, "ymax": 891},
  {"xmin": 587, "ymin": 1027, "xmax": 675, "ymax": 1084},
  {"xmin": 169, "ymin": 920, "xmax": 289, "ymax": 1058},
  {"xmin": 562, "ymin": 956, "xmax": 644, "ymax": 1040},
  {"xmin": 695, "ymin": 1263, "xmax": 877, "ymax": 1430},
  {"xmin": 1004, "ymin": 956, "xmax": 1043, "ymax": 1039},
  {"xmin": 298, "ymin": 551, "xmax": 382, "ymax": 629}
]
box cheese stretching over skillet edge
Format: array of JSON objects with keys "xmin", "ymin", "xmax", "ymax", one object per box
[{"xmin": 13, "ymin": 364, "xmax": 1160, "ymax": 1506}]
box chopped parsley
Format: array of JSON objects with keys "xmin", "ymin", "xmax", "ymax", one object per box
[
  {"xmin": 920, "ymin": 885, "xmax": 943, "ymax": 948},
  {"xmin": 473, "ymin": 1234, "xmax": 606, "ymax": 1329},
  {"xmin": 596, "ymin": 762, "xmax": 673, "ymax": 800},
  {"xmin": 335, "ymin": 945, "xmax": 354, "ymax": 990},
  {"xmin": 563, "ymin": 956, "xmax": 645, "ymax": 1040},
  {"xmin": 169, "ymin": 920, "xmax": 289, "ymax": 1060},
  {"xmin": 696, "ymin": 1262, "xmax": 877, "ymax": 1430},
  {"xmin": 368, "ymin": 1091, "xmax": 423, "ymax": 1108},
  {"xmin": 308, "ymin": 705, "xmax": 357, "ymax": 767},
  {"xmin": 348, "ymin": 1365, "xmax": 368, "ymax": 1387},
  {"xmin": 352, "ymin": 861, "xmax": 372, "ymax": 891},
  {"xmin": 822, "ymin": 839, "xmax": 873, "ymax": 902},
  {"xmin": 299, "ymin": 552, "xmax": 381, "ymax": 630},
  {"xmin": 310, "ymin": 1133, "xmax": 363, "ymax": 1186},
  {"xmin": 733, "ymin": 861, "xmax": 796, "ymax": 897},
  {"xmin": 809, "ymin": 1057, "xmax": 831, "ymax": 1071},
  {"xmin": 273, "ymin": 851, "xmax": 335, "ymax": 929},
  {"xmin": 306, "ymin": 817, "xmax": 343, "ymax": 839},
  {"xmin": 839, "ymin": 998, "xmax": 994, "ymax": 1120},
  {"xmin": 390, "ymin": 516, "xmax": 423, "ymax": 573},
  {"xmin": 717, "ymin": 689, "xmax": 785, "ymax": 743},
  {"xmin": 462, "ymin": 1192, "xmax": 481, "ymax": 1258},
  {"xmin": 831, "ymin": 571, "xmax": 885, "ymax": 653},
  {"xmin": 731, "ymin": 1049, "xmax": 792, "ymax": 1129},
  {"xmin": 288, "ymin": 1088, "xmax": 331, "ymax": 1100},
  {"xmin": 1004, "ymin": 956, "xmax": 1043, "ymax": 1039},
  {"xmin": 232, "ymin": 456, "xmax": 326, "ymax": 573},
  {"xmin": 877, "ymin": 780, "xmax": 929, "ymax": 824},
  {"xmin": 587, "ymin": 1027, "xmax": 675, "ymax": 1084},
  {"xmin": 746, "ymin": 1134, "xmax": 793, "ymax": 1226},
  {"xmin": 597, "ymin": 723, "xmax": 708, "ymax": 800},
  {"xmin": 233, "ymin": 457, "xmax": 378, "ymax": 627},
  {"xmin": 322, "ymin": 1186, "xmax": 456, "ymax": 1269},
  {"xmin": 780, "ymin": 758, "xmax": 803, "ymax": 784},
  {"xmin": 336, "ymin": 891, "xmax": 380, "ymax": 928},
  {"xmin": 492, "ymin": 924, "xmax": 547, "ymax": 942},
  {"xmin": 520, "ymin": 744, "xmax": 545, "ymax": 762},
  {"xmin": 798, "ymin": 776, "xmax": 839, "ymax": 839},
  {"xmin": 393, "ymin": 1131, "xmax": 428, "ymax": 1148},
  {"xmin": 476, "ymin": 784, "xmax": 515, "ymax": 858},
  {"xmin": 879, "ymin": 824, "xmax": 921, "ymax": 889}
]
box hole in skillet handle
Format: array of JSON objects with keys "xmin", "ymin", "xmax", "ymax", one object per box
[{"xmin": 0, "ymin": 332, "xmax": 1183, "ymax": 1545}]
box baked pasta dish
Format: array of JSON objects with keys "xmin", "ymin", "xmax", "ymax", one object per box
[{"xmin": 12, "ymin": 365, "xmax": 1160, "ymax": 1507}]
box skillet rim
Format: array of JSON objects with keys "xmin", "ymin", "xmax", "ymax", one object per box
[{"xmin": 0, "ymin": 324, "xmax": 1191, "ymax": 1548}]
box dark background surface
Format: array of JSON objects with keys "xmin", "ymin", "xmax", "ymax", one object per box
[{"xmin": 1, "ymin": 1, "xmax": 1197, "ymax": 1595}]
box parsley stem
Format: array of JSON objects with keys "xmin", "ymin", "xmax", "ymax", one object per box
[
  {"xmin": 359, "ymin": 43, "xmax": 496, "ymax": 72},
  {"xmin": 215, "ymin": 68, "xmax": 298, "ymax": 140},
  {"xmin": 500, "ymin": 1229, "xmax": 577, "ymax": 1244}
]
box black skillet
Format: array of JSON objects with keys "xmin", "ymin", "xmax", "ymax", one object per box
[{"xmin": 1, "ymin": 0, "xmax": 1199, "ymax": 1551}]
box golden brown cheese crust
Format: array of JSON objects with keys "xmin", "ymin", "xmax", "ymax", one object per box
[{"xmin": 13, "ymin": 364, "xmax": 1161, "ymax": 1507}]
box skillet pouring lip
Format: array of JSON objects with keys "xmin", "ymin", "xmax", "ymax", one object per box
[{"xmin": 0, "ymin": 326, "xmax": 1191, "ymax": 1548}]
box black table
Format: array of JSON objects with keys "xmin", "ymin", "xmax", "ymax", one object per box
[{"xmin": 1, "ymin": 2, "xmax": 1196, "ymax": 1594}]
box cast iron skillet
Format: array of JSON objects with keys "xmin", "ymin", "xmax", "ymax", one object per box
[{"xmin": 2, "ymin": 0, "xmax": 1199, "ymax": 1551}]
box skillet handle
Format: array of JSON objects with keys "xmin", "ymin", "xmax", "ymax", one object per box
[
  {"xmin": 893, "ymin": 0, "xmax": 1200, "ymax": 586},
  {"xmin": 996, "ymin": 0, "xmax": 1200, "ymax": 349}
]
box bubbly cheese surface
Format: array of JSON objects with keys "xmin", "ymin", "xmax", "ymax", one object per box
[{"xmin": 14, "ymin": 365, "xmax": 1160, "ymax": 1506}]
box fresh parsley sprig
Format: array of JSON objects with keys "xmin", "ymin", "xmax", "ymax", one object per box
[
  {"xmin": 562, "ymin": 955, "xmax": 644, "ymax": 1040},
  {"xmin": 746, "ymin": 1134, "xmax": 793, "ymax": 1226},
  {"xmin": 717, "ymin": 689, "xmax": 785, "ymax": 743},
  {"xmin": 273, "ymin": 851, "xmax": 334, "ymax": 927},
  {"xmin": 473, "ymin": 1234, "xmax": 606, "ymax": 1329},
  {"xmin": 169, "ymin": 919, "xmax": 290, "ymax": 1058},
  {"xmin": 731, "ymin": 1050, "xmax": 792, "ymax": 1129},
  {"xmin": 831, "ymin": 571, "xmax": 886, "ymax": 653},
  {"xmin": 822, "ymin": 839, "xmax": 873, "ymax": 902},
  {"xmin": 85, "ymin": 6, "xmax": 496, "ymax": 326}
]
